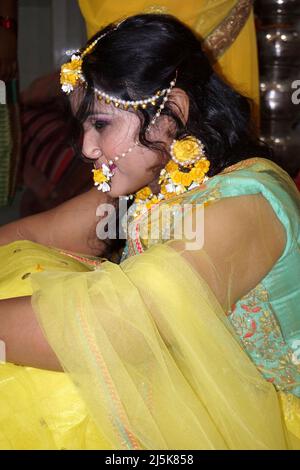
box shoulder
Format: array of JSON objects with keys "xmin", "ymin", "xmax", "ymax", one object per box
[
  {"xmin": 183, "ymin": 192, "xmax": 286, "ymax": 308},
  {"xmin": 202, "ymin": 193, "xmax": 276, "ymax": 257}
]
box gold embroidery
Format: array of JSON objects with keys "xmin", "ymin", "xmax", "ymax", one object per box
[{"xmin": 203, "ymin": 0, "xmax": 253, "ymax": 61}]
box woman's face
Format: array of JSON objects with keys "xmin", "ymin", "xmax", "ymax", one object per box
[{"xmin": 72, "ymin": 90, "xmax": 172, "ymax": 198}]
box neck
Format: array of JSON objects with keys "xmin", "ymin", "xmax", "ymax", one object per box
[{"xmin": 148, "ymin": 180, "xmax": 161, "ymax": 195}]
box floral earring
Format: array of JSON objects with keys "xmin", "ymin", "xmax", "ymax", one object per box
[
  {"xmin": 92, "ymin": 163, "xmax": 114, "ymax": 192},
  {"xmin": 159, "ymin": 135, "xmax": 210, "ymax": 198}
]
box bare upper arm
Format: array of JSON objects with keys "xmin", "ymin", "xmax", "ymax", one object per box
[
  {"xmin": 0, "ymin": 188, "xmax": 114, "ymax": 256},
  {"xmin": 0, "ymin": 296, "xmax": 62, "ymax": 371}
]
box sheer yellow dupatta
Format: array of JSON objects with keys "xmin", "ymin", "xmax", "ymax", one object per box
[{"xmin": 31, "ymin": 243, "xmax": 288, "ymax": 450}]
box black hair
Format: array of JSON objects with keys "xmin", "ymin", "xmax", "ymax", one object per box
[{"xmin": 74, "ymin": 13, "xmax": 271, "ymax": 177}]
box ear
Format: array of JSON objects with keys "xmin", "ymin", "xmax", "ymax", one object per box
[{"xmin": 169, "ymin": 87, "xmax": 189, "ymax": 124}]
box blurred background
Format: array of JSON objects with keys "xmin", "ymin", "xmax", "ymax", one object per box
[{"xmin": 0, "ymin": 0, "xmax": 299, "ymax": 226}]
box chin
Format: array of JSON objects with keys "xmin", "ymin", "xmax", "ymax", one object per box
[{"xmin": 109, "ymin": 180, "xmax": 137, "ymax": 198}]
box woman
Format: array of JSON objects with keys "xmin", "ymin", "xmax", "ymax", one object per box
[{"xmin": 0, "ymin": 14, "xmax": 299, "ymax": 450}]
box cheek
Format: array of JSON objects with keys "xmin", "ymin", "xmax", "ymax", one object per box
[
  {"xmin": 106, "ymin": 117, "xmax": 139, "ymax": 153},
  {"xmin": 109, "ymin": 149, "xmax": 162, "ymax": 196}
]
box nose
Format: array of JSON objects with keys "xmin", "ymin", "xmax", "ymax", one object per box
[{"xmin": 82, "ymin": 128, "xmax": 102, "ymax": 161}]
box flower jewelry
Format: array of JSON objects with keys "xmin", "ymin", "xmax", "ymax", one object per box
[
  {"xmin": 170, "ymin": 136, "xmax": 206, "ymax": 166},
  {"xmin": 92, "ymin": 163, "xmax": 114, "ymax": 192},
  {"xmin": 159, "ymin": 136, "xmax": 210, "ymax": 198},
  {"xmin": 159, "ymin": 157, "xmax": 210, "ymax": 198},
  {"xmin": 125, "ymin": 136, "xmax": 210, "ymax": 220},
  {"xmin": 60, "ymin": 56, "xmax": 83, "ymax": 94}
]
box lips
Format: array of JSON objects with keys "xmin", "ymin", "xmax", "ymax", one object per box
[{"xmin": 109, "ymin": 163, "xmax": 117, "ymax": 171}]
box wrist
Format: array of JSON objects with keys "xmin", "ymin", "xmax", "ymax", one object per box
[{"xmin": 0, "ymin": 16, "xmax": 17, "ymax": 33}]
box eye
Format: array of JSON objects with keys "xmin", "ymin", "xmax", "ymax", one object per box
[{"xmin": 93, "ymin": 120, "xmax": 109, "ymax": 131}]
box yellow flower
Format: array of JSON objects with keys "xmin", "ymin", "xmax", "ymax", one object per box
[
  {"xmin": 135, "ymin": 186, "xmax": 152, "ymax": 201},
  {"xmin": 60, "ymin": 58, "xmax": 82, "ymax": 88},
  {"xmin": 190, "ymin": 159, "xmax": 210, "ymax": 181},
  {"xmin": 172, "ymin": 136, "xmax": 202, "ymax": 164},
  {"xmin": 169, "ymin": 170, "xmax": 190, "ymax": 186},
  {"xmin": 145, "ymin": 195, "xmax": 160, "ymax": 210},
  {"xmin": 92, "ymin": 169, "xmax": 108, "ymax": 184},
  {"xmin": 165, "ymin": 160, "xmax": 177, "ymax": 173},
  {"xmin": 195, "ymin": 159, "xmax": 210, "ymax": 172},
  {"xmin": 190, "ymin": 168, "xmax": 204, "ymax": 180},
  {"xmin": 171, "ymin": 170, "xmax": 184, "ymax": 184}
]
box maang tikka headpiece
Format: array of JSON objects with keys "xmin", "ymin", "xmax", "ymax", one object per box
[{"xmin": 60, "ymin": 20, "xmax": 177, "ymax": 112}]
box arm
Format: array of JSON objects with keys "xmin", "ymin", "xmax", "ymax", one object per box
[
  {"xmin": 0, "ymin": 188, "xmax": 114, "ymax": 256},
  {"xmin": 0, "ymin": 296, "xmax": 62, "ymax": 370}
]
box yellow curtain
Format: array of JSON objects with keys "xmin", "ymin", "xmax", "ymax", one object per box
[{"xmin": 78, "ymin": 0, "xmax": 259, "ymax": 115}]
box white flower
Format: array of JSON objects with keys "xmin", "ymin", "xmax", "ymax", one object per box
[
  {"xmin": 165, "ymin": 182, "xmax": 176, "ymax": 193},
  {"xmin": 102, "ymin": 163, "xmax": 113, "ymax": 178},
  {"xmin": 62, "ymin": 84, "xmax": 73, "ymax": 94},
  {"xmin": 101, "ymin": 182, "xmax": 111, "ymax": 192}
]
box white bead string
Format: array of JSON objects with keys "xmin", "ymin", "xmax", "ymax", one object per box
[{"xmin": 93, "ymin": 87, "xmax": 168, "ymax": 109}]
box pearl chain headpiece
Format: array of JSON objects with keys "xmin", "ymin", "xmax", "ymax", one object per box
[{"xmin": 60, "ymin": 20, "xmax": 177, "ymax": 112}]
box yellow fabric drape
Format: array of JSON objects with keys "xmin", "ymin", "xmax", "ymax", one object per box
[
  {"xmin": 27, "ymin": 242, "xmax": 298, "ymax": 449},
  {"xmin": 78, "ymin": 0, "xmax": 259, "ymax": 113}
]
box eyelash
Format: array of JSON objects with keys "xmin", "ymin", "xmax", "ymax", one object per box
[{"xmin": 92, "ymin": 120, "xmax": 109, "ymax": 131}]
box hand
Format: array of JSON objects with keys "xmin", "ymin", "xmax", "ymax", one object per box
[{"xmin": 0, "ymin": 27, "xmax": 17, "ymax": 81}]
